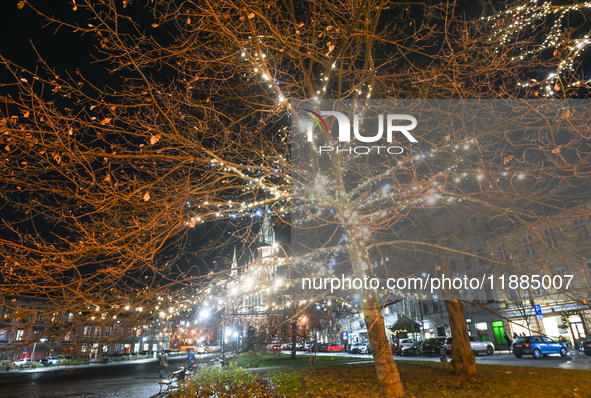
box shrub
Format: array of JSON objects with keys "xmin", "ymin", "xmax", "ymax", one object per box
[{"xmin": 169, "ymin": 366, "xmax": 284, "ymax": 398}]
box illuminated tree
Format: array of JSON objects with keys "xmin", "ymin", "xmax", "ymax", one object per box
[{"xmin": 2, "ymin": 0, "xmax": 591, "ymax": 396}]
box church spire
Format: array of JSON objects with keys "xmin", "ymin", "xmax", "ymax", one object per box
[{"xmin": 230, "ymin": 246, "xmax": 238, "ymax": 276}]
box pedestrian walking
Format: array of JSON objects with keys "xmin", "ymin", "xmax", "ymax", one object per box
[
  {"xmin": 504, "ymin": 332, "xmax": 512, "ymax": 352},
  {"xmin": 158, "ymin": 352, "xmax": 168, "ymax": 379},
  {"xmin": 187, "ymin": 350, "xmax": 196, "ymax": 371}
]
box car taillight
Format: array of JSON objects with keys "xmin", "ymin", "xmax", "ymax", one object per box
[{"xmin": 525, "ymin": 343, "xmax": 530, "ymax": 348}]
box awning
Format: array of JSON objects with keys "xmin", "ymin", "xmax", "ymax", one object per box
[{"xmin": 390, "ymin": 315, "xmax": 421, "ymax": 333}]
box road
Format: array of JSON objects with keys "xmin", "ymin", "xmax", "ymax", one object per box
[
  {"xmin": 327, "ymin": 349, "xmax": 591, "ymax": 370},
  {"xmin": 0, "ymin": 350, "xmax": 588, "ymax": 398},
  {"xmin": 0, "ymin": 354, "xmax": 213, "ymax": 398}
]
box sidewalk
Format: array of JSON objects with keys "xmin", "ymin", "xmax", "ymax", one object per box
[{"xmin": 0, "ymin": 353, "xmax": 190, "ymax": 376}]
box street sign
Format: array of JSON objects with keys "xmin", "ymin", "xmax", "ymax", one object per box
[
  {"xmin": 534, "ymin": 305, "xmax": 543, "ymax": 321},
  {"xmin": 342, "ymin": 331, "xmax": 348, "ymax": 340}
]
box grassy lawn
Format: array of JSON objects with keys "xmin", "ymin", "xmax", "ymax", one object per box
[
  {"xmin": 268, "ymin": 361, "xmax": 591, "ymax": 397},
  {"xmin": 229, "ymin": 352, "xmax": 365, "ymax": 368}
]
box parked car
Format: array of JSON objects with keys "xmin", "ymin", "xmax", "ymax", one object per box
[
  {"xmin": 401, "ymin": 341, "xmax": 423, "ymax": 356},
  {"xmin": 319, "ymin": 343, "xmax": 345, "ymax": 352},
  {"xmin": 422, "ymin": 337, "xmax": 447, "ymax": 357},
  {"xmin": 37, "ymin": 357, "xmax": 51, "ymax": 365},
  {"xmin": 12, "ymin": 358, "xmax": 33, "ymax": 367},
  {"xmin": 46, "ymin": 356, "xmax": 64, "ymax": 365},
  {"xmin": 308, "ymin": 342, "xmax": 321, "ymax": 353},
  {"xmin": 581, "ymin": 335, "xmax": 591, "ymax": 357},
  {"xmin": 470, "ymin": 336, "xmax": 495, "ymax": 355},
  {"xmin": 296, "ymin": 343, "xmax": 309, "ymax": 351},
  {"xmin": 271, "ymin": 344, "xmax": 282, "ymax": 352},
  {"xmin": 196, "ymin": 346, "xmax": 207, "ymax": 354},
  {"xmin": 391, "ymin": 338, "xmax": 416, "ymax": 355},
  {"xmin": 511, "ymin": 335, "xmax": 568, "ymax": 359},
  {"xmin": 444, "ymin": 336, "xmax": 495, "ymax": 355},
  {"xmin": 350, "ymin": 343, "xmax": 370, "ymax": 354}
]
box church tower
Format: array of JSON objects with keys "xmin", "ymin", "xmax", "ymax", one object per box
[
  {"xmin": 230, "ymin": 246, "xmax": 238, "ymax": 277},
  {"xmin": 257, "ymin": 205, "xmax": 275, "ymax": 259}
]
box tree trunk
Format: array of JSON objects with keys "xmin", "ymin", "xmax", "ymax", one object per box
[
  {"xmin": 445, "ymin": 299, "xmax": 477, "ymax": 375},
  {"xmin": 362, "ymin": 295, "xmax": 405, "ymax": 398}
]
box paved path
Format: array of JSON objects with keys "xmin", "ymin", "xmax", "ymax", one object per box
[{"xmin": 0, "ymin": 354, "xmax": 211, "ymax": 398}]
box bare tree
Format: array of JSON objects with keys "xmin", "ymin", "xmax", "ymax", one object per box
[{"xmin": 2, "ymin": 0, "xmax": 591, "ymax": 396}]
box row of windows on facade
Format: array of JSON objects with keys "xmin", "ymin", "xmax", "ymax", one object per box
[
  {"xmin": 0, "ymin": 325, "xmax": 126, "ymax": 342},
  {"xmin": 446, "ymin": 220, "xmax": 589, "ymax": 275},
  {"xmin": 407, "ymin": 219, "xmax": 587, "ymax": 264},
  {"xmin": 1, "ymin": 311, "xmax": 77, "ymax": 323},
  {"xmin": 81, "ymin": 326, "xmax": 125, "ymax": 338},
  {"xmin": 409, "ymin": 283, "xmax": 556, "ymax": 317},
  {"xmin": 498, "ymin": 218, "xmax": 588, "ymax": 260}
]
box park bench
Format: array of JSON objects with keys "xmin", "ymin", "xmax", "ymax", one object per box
[{"xmin": 158, "ymin": 368, "xmax": 186, "ymax": 392}]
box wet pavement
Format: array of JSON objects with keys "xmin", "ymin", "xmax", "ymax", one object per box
[
  {"xmin": 0, "ymin": 354, "xmax": 212, "ymax": 398},
  {"xmin": 328, "ymin": 349, "xmax": 591, "ymax": 370}
]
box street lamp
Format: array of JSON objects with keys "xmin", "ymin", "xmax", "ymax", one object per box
[
  {"xmin": 31, "ymin": 338, "xmax": 46, "ymax": 361},
  {"xmin": 198, "ymin": 308, "xmax": 210, "ymax": 320}
]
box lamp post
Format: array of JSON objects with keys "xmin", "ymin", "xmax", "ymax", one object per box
[
  {"xmin": 30, "ymin": 338, "xmax": 46, "ymax": 361},
  {"xmin": 219, "ymin": 309, "xmax": 226, "ymax": 355},
  {"xmin": 221, "ymin": 325, "xmax": 224, "ymax": 355}
]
